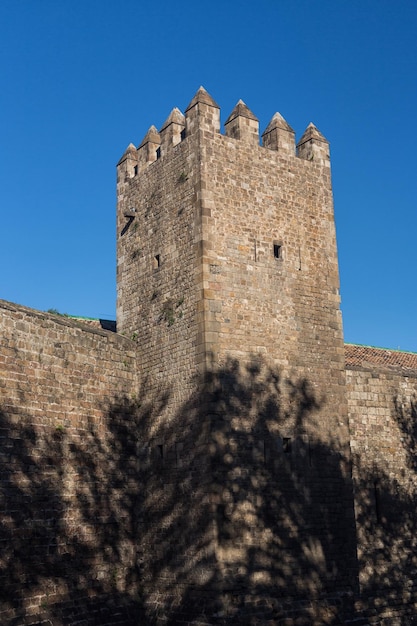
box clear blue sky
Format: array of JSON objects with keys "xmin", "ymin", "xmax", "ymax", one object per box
[{"xmin": 1, "ymin": 0, "xmax": 416, "ymax": 352}]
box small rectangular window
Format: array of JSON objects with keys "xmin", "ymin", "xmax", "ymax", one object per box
[
  {"xmin": 156, "ymin": 147, "xmax": 161, "ymax": 159},
  {"xmin": 180, "ymin": 129, "xmax": 186, "ymax": 141},
  {"xmin": 273, "ymin": 243, "xmax": 282, "ymax": 259},
  {"xmin": 153, "ymin": 254, "xmax": 161, "ymax": 269},
  {"xmin": 133, "ymin": 165, "xmax": 138, "ymax": 176}
]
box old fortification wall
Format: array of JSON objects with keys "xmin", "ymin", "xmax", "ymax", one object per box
[
  {"xmin": 346, "ymin": 346, "xmax": 417, "ymax": 624},
  {"xmin": 0, "ymin": 300, "xmax": 143, "ymax": 625},
  {"xmin": 113, "ymin": 88, "xmax": 359, "ymax": 624},
  {"xmin": 116, "ymin": 109, "xmax": 202, "ymax": 430},
  {"xmin": 192, "ymin": 97, "xmax": 357, "ymax": 613},
  {"xmin": 1, "ymin": 86, "xmax": 417, "ymax": 626}
]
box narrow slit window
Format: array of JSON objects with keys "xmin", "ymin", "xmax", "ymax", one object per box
[
  {"xmin": 156, "ymin": 147, "xmax": 161, "ymax": 160},
  {"xmin": 133, "ymin": 165, "xmax": 138, "ymax": 176},
  {"xmin": 273, "ymin": 243, "xmax": 282, "ymax": 259},
  {"xmin": 153, "ymin": 254, "xmax": 161, "ymax": 269},
  {"xmin": 180, "ymin": 129, "xmax": 186, "ymax": 141}
]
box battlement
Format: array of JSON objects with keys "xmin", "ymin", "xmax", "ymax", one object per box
[
  {"xmin": 116, "ymin": 81, "xmax": 341, "ymax": 399},
  {"xmin": 117, "ymin": 86, "xmax": 330, "ymax": 177},
  {"xmin": 2, "ymin": 86, "xmax": 416, "ymax": 626}
]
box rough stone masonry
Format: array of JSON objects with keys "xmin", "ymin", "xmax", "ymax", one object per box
[{"xmin": 1, "ymin": 87, "xmax": 417, "ymax": 625}]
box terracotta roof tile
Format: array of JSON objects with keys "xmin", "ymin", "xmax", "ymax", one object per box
[{"xmin": 345, "ymin": 343, "xmax": 417, "ymax": 371}]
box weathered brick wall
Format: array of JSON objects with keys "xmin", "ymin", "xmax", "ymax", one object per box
[
  {"xmin": 346, "ymin": 353, "xmax": 417, "ymax": 624},
  {"xmin": 0, "ymin": 300, "xmax": 143, "ymax": 625}
]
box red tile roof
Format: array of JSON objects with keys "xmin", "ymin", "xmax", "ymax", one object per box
[{"xmin": 345, "ymin": 344, "xmax": 417, "ymax": 371}]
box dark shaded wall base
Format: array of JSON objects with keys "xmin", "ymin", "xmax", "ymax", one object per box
[
  {"xmin": 3, "ymin": 596, "xmax": 143, "ymax": 626},
  {"xmin": 3, "ymin": 592, "xmax": 362, "ymax": 626}
]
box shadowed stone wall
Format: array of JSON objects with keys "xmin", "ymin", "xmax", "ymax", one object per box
[
  {"xmin": 0, "ymin": 300, "xmax": 141, "ymax": 625},
  {"xmin": 115, "ymin": 88, "xmax": 359, "ymax": 623},
  {"xmin": 346, "ymin": 346, "xmax": 417, "ymax": 624},
  {"xmin": 1, "ymin": 88, "xmax": 417, "ymax": 625}
]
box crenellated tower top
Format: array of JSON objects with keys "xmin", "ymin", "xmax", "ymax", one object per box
[
  {"xmin": 296, "ymin": 122, "xmax": 330, "ymax": 165},
  {"xmin": 185, "ymin": 86, "xmax": 220, "ymax": 135},
  {"xmin": 159, "ymin": 108, "xmax": 185, "ymax": 156},
  {"xmin": 262, "ymin": 112, "xmax": 295, "ymax": 155},
  {"xmin": 117, "ymin": 86, "xmax": 330, "ymax": 172},
  {"xmin": 224, "ymin": 100, "xmax": 259, "ymax": 146}
]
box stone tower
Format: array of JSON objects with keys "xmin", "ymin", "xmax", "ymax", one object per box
[{"xmin": 116, "ymin": 88, "xmax": 358, "ymax": 622}]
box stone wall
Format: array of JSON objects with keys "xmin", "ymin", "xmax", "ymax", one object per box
[
  {"xmin": 346, "ymin": 346, "xmax": 417, "ymax": 624},
  {"xmin": 196, "ymin": 97, "xmax": 357, "ymax": 610},
  {"xmin": 0, "ymin": 300, "xmax": 143, "ymax": 625},
  {"xmin": 114, "ymin": 88, "xmax": 359, "ymax": 623},
  {"xmin": 2, "ymin": 86, "xmax": 417, "ymax": 625},
  {"xmin": 116, "ymin": 106, "xmax": 203, "ymax": 432}
]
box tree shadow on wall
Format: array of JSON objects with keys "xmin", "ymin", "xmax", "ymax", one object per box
[
  {"xmin": 0, "ymin": 381, "xmax": 170, "ymax": 625},
  {"xmin": 133, "ymin": 355, "xmax": 359, "ymax": 625},
  {"xmin": 352, "ymin": 393, "xmax": 417, "ymax": 625},
  {"xmin": 1, "ymin": 355, "xmax": 365, "ymax": 625}
]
